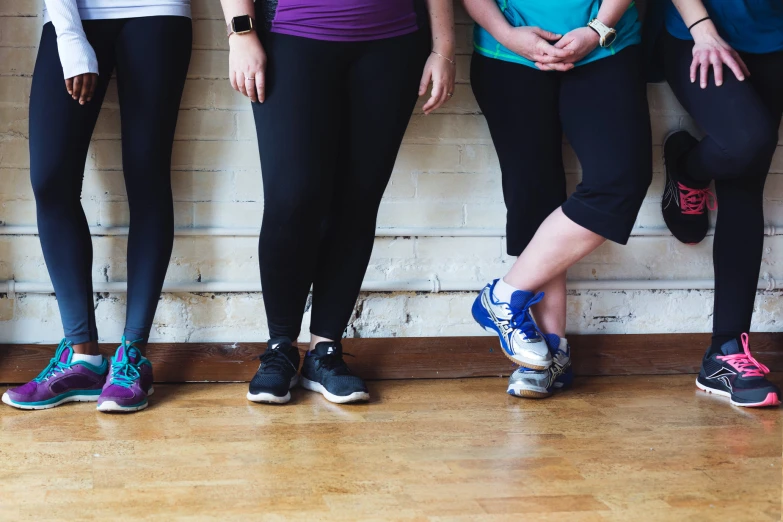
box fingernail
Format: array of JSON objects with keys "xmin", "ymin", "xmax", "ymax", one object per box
[{"xmin": 739, "ymin": 76, "xmax": 745, "ymax": 81}]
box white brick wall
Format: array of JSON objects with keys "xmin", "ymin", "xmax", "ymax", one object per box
[{"xmin": 0, "ymin": 2, "xmax": 781, "ymax": 343}]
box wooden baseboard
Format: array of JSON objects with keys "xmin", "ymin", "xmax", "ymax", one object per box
[{"xmin": 1, "ymin": 333, "xmax": 781, "ymax": 383}]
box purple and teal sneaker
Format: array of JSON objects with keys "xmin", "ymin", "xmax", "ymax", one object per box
[
  {"xmin": 96, "ymin": 338, "xmax": 154, "ymax": 413},
  {"xmin": 2, "ymin": 339, "xmax": 107, "ymax": 410}
]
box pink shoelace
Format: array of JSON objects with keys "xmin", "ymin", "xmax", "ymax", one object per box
[
  {"xmin": 678, "ymin": 182, "xmax": 717, "ymax": 215},
  {"xmin": 717, "ymin": 333, "xmax": 770, "ymax": 378}
]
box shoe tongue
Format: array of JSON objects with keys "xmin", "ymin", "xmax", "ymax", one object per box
[
  {"xmin": 312, "ymin": 342, "xmax": 341, "ymax": 357},
  {"xmin": 125, "ymin": 347, "xmax": 141, "ymax": 364},
  {"xmin": 59, "ymin": 346, "xmax": 74, "ymax": 364},
  {"xmin": 720, "ymin": 338, "xmax": 741, "ymax": 356},
  {"xmin": 509, "ymin": 290, "xmax": 536, "ymax": 310},
  {"xmin": 116, "ymin": 345, "xmax": 141, "ymax": 365},
  {"xmin": 543, "ymin": 333, "xmax": 560, "ymax": 352}
]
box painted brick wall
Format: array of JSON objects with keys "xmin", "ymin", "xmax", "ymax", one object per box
[{"xmin": 0, "ymin": 1, "xmax": 781, "ymax": 343}]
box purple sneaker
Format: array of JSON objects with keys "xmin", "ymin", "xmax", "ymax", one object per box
[
  {"xmin": 96, "ymin": 338, "xmax": 154, "ymax": 413},
  {"xmin": 2, "ymin": 339, "xmax": 107, "ymax": 410}
]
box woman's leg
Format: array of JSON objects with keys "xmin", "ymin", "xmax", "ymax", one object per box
[
  {"xmin": 468, "ymin": 53, "xmax": 568, "ymax": 371},
  {"xmin": 470, "ymin": 53, "xmax": 567, "ymax": 340},
  {"xmin": 29, "ymin": 22, "xmax": 116, "ymax": 351},
  {"xmin": 664, "ymin": 37, "xmax": 783, "ymax": 354},
  {"xmin": 307, "ymin": 31, "xmax": 429, "ymax": 343},
  {"xmin": 2, "ymin": 22, "xmax": 117, "ymax": 410},
  {"xmin": 713, "ymin": 51, "xmax": 783, "ymax": 351},
  {"xmin": 504, "ymin": 47, "xmax": 653, "ymax": 294},
  {"xmin": 252, "ymin": 33, "xmax": 345, "ymax": 342},
  {"xmin": 113, "ymin": 16, "xmax": 192, "ymax": 347}
]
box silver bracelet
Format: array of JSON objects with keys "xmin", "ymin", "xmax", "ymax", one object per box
[{"xmin": 431, "ymin": 50, "xmax": 455, "ymax": 65}]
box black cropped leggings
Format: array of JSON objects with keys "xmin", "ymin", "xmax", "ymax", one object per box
[
  {"xmin": 253, "ymin": 30, "xmax": 429, "ymax": 341},
  {"xmin": 29, "ymin": 18, "xmax": 191, "ymax": 344},
  {"xmin": 663, "ymin": 33, "xmax": 783, "ymax": 350},
  {"xmin": 471, "ymin": 46, "xmax": 652, "ymax": 255}
]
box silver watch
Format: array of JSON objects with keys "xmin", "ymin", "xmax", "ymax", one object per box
[{"xmin": 587, "ymin": 18, "xmax": 617, "ymax": 48}]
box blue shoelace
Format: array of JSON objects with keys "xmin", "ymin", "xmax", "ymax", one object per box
[
  {"xmin": 508, "ymin": 291, "xmax": 544, "ymax": 339},
  {"xmin": 33, "ymin": 339, "xmax": 73, "ymax": 382},
  {"xmin": 109, "ymin": 337, "xmax": 144, "ymax": 388}
]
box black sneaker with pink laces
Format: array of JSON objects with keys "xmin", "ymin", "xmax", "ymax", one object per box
[
  {"xmin": 696, "ymin": 334, "xmax": 781, "ymax": 408},
  {"xmin": 662, "ymin": 131, "xmax": 716, "ymax": 245}
]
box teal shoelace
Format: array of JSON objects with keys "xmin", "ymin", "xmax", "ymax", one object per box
[
  {"xmin": 109, "ymin": 336, "xmax": 144, "ymax": 388},
  {"xmin": 34, "ymin": 339, "xmax": 73, "ymax": 382}
]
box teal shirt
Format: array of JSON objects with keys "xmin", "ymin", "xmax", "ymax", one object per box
[{"xmin": 473, "ymin": 1, "xmax": 642, "ymax": 68}]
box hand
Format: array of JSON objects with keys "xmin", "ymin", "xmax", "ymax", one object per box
[
  {"xmin": 500, "ymin": 26, "xmax": 574, "ymax": 71},
  {"xmin": 229, "ymin": 31, "xmax": 267, "ymax": 103},
  {"xmin": 689, "ymin": 22, "xmax": 749, "ymax": 88},
  {"xmin": 547, "ymin": 27, "xmax": 600, "ymax": 69},
  {"xmin": 419, "ymin": 51, "xmax": 456, "ymax": 114},
  {"xmin": 65, "ymin": 73, "xmax": 98, "ymax": 105}
]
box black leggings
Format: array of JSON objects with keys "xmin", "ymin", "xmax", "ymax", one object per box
[
  {"xmin": 253, "ymin": 30, "xmax": 429, "ymax": 341},
  {"xmin": 29, "ymin": 18, "xmax": 192, "ymax": 344},
  {"xmin": 663, "ymin": 33, "xmax": 783, "ymax": 350},
  {"xmin": 470, "ymin": 46, "xmax": 652, "ymax": 255}
]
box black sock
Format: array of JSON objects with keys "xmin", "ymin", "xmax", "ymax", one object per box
[{"xmin": 706, "ymin": 333, "xmax": 740, "ymax": 358}]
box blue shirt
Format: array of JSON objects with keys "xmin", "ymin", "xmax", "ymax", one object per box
[
  {"xmin": 665, "ymin": 0, "xmax": 783, "ymax": 54},
  {"xmin": 473, "ymin": 0, "xmax": 642, "ymax": 68}
]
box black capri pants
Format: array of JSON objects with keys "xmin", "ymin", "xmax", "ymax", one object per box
[{"xmin": 471, "ymin": 46, "xmax": 653, "ymax": 255}]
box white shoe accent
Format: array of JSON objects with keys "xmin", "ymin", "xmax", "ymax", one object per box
[
  {"xmin": 507, "ymin": 381, "xmax": 550, "ymax": 397},
  {"xmin": 481, "ymin": 288, "xmax": 551, "ymax": 370},
  {"xmin": 95, "ymin": 387, "xmax": 154, "ymax": 413},
  {"xmin": 2, "ymin": 392, "xmax": 99, "ymax": 410},
  {"xmin": 247, "ymin": 375, "xmax": 298, "ymax": 404},
  {"xmin": 300, "ymin": 377, "xmax": 369, "ymax": 404},
  {"xmin": 96, "ymin": 400, "xmax": 149, "ymax": 413}
]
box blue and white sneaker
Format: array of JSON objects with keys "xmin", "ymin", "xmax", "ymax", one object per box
[
  {"xmin": 472, "ymin": 279, "xmax": 551, "ymax": 370},
  {"xmin": 507, "ymin": 333, "xmax": 573, "ymax": 399}
]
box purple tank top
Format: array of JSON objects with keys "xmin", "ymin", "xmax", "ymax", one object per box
[{"xmin": 271, "ymin": 0, "xmax": 418, "ymax": 42}]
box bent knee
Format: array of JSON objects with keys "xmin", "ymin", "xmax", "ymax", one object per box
[{"xmin": 721, "ymin": 125, "xmax": 778, "ymax": 173}]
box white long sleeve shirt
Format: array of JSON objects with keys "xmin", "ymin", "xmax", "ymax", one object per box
[{"xmin": 43, "ymin": 1, "xmax": 191, "ymax": 79}]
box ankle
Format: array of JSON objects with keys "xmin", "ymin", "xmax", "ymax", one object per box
[
  {"xmin": 309, "ymin": 335, "xmax": 335, "ymax": 353},
  {"xmin": 493, "ymin": 278, "xmax": 526, "ymax": 303},
  {"xmin": 72, "ymin": 341, "xmax": 99, "ymax": 356}
]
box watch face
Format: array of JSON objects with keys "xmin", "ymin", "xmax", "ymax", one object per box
[
  {"xmin": 233, "ymin": 15, "xmax": 253, "ymax": 34},
  {"xmin": 603, "ymin": 30, "xmax": 617, "ymax": 47}
]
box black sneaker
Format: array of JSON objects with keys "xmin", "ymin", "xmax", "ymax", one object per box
[
  {"xmin": 662, "ymin": 130, "xmax": 715, "ymax": 245},
  {"xmin": 696, "ymin": 334, "xmax": 781, "ymax": 408},
  {"xmin": 247, "ymin": 337, "xmax": 300, "ymax": 404},
  {"xmin": 300, "ymin": 342, "xmax": 369, "ymax": 404}
]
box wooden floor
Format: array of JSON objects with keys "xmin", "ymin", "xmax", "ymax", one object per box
[{"xmin": 1, "ymin": 376, "xmax": 780, "ymax": 521}]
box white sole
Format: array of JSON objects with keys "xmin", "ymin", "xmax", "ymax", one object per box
[
  {"xmin": 507, "ymin": 383, "xmax": 551, "ymax": 399},
  {"xmin": 694, "ymin": 379, "xmax": 777, "ymax": 408},
  {"xmin": 300, "ymin": 377, "xmax": 369, "ymax": 404},
  {"xmin": 96, "ymin": 387, "xmax": 154, "ymax": 413},
  {"xmin": 508, "ymin": 353, "xmax": 552, "ymax": 371},
  {"xmin": 247, "ymin": 375, "xmax": 299, "ymax": 404},
  {"xmin": 2, "ymin": 391, "xmax": 99, "ymax": 410}
]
